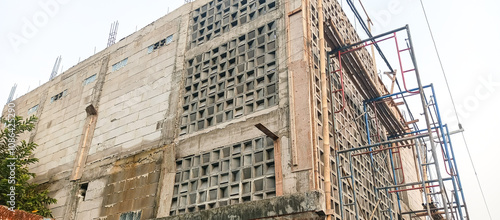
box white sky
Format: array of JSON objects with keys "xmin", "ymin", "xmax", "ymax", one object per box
[{"xmin": 1, "ymin": 0, "xmax": 498, "ymax": 219}]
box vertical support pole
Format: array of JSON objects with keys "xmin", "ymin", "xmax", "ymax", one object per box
[
  {"xmin": 334, "ymin": 51, "xmax": 345, "ymax": 113},
  {"xmin": 388, "ymin": 145, "xmax": 402, "ymax": 214},
  {"xmin": 363, "ymin": 105, "xmax": 374, "ymax": 165},
  {"xmin": 385, "ymin": 188, "xmax": 393, "ymax": 220},
  {"xmin": 406, "ymin": 25, "xmax": 451, "ymax": 219},
  {"xmin": 363, "ymin": 103, "xmax": 379, "ymax": 174},
  {"xmin": 445, "ymin": 125, "xmax": 469, "ymax": 219},
  {"xmin": 318, "ymin": 0, "xmax": 332, "ymax": 218},
  {"xmin": 328, "ymin": 50, "xmax": 343, "ymax": 219},
  {"xmin": 348, "ymin": 152, "xmax": 359, "ymax": 220},
  {"xmin": 416, "ymin": 139, "xmax": 433, "ymax": 217},
  {"xmin": 363, "ymin": 103, "xmax": 373, "ymax": 164},
  {"xmin": 364, "ymin": 103, "xmax": 380, "ymax": 218},
  {"xmin": 431, "ymin": 85, "xmax": 464, "ymax": 219},
  {"xmin": 368, "ymin": 21, "xmax": 377, "ymax": 76},
  {"xmin": 336, "ymin": 153, "xmax": 344, "ymax": 220}
]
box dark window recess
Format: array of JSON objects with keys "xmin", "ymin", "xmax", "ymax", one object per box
[
  {"xmin": 79, "ymin": 183, "xmax": 88, "ymax": 201},
  {"xmin": 148, "ymin": 34, "xmax": 174, "ymax": 54},
  {"xmin": 50, "ymin": 90, "xmax": 67, "ymax": 103},
  {"xmin": 119, "ymin": 210, "xmax": 142, "ymax": 220},
  {"xmin": 85, "ymin": 104, "xmax": 97, "ymax": 116}
]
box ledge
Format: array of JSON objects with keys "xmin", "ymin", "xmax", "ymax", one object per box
[{"xmin": 154, "ymin": 191, "xmax": 325, "ymax": 220}]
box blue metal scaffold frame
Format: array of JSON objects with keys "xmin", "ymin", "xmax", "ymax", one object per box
[{"xmin": 329, "ymin": 25, "xmax": 469, "ymax": 219}]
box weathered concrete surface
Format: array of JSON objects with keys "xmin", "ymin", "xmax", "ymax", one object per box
[
  {"xmin": 0, "ymin": 0, "xmax": 426, "ymax": 219},
  {"xmin": 155, "ymin": 191, "xmax": 325, "ymax": 220},
  {"xmin": 0, "ymin": 205, "xmax": 53, "ymax": 220},
  {"xmin": 98, "ymin": 148, "xmax": 163, "ymax": 220}
]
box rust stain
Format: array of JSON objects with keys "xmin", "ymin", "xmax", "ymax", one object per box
[{"xmin": 0, "ymin": 205, "xmax": 52, "ymax": 220}]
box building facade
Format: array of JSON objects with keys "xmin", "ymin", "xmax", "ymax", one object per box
[{"xmin": 3, "ymin": 0, "xmax": 443, "ymax": 219}]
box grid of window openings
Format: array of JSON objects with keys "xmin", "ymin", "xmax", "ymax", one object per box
[
  {"xmin": 181, "ymin": 20, "xmax": 278, "ymax": 135},
  {"xmin": 111, "ymin": 58, "xmax": 128, "ymax": 72},
  {"xmin": 170, "ymin": 136, "xmax": 276, "ymax": 215},
  {"xmin": 189, "ymin": 0, "xmax": 277, "ymax": 49}
]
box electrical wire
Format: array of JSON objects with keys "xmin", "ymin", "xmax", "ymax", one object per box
[
  {"xmin": 418, "ymin": 0, "xmax": 492, "ymax": 219},
  {"xmin": 340, "ymin": 1, "xmax": 485, "ymax": 218},
  {"xmin": 345, "ymin": 0, "xmax": 394, "ymax": 72}
]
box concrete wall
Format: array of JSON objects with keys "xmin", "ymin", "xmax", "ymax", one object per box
[
  {"xmin": 1, "ymin": 0, "xmax": 425, "ymax": 219},
  {"xmin": 159, "ymin": 0, "xmax": 300, "ymax": 217},
  {"xmin": 2, "ymin": 3, "xmax": 189, "ymax": 219}
]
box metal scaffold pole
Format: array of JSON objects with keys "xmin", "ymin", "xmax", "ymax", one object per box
[
  {"xmin": 405, "ymin": 25, "xmax": 451, "ymax": 219},
  {"xmin": 325, "ymin": 21, "xmax": 469, "ymax": 218}
]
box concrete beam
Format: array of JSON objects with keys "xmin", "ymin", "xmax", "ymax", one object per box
[{"xmin": 155, "ymin": 191, "xmax": 324, "ymax": 220}]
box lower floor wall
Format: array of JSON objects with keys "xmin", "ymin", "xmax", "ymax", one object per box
[
  {"xmin": 44, "ymin": 144, "xmax": 327, "ymax": 220},
  {"xmin": 42, "ymin": 139, "xmax": 422, "ymax": 220},
  {"xmin": 155, "ymin": 191, "xmax": 325, "ymax": 220},
  {"xmin": 169, "ymin": 136, "xmax": 277, "ymax": 216},
  {"xmin": 98, "ymin": 149, "xmax": 162, "ymax": 219},
  {"xmin": 45, "ymin": 148, "xmax": 164, "ymax": 220},
  {"xmin": 0, "ymin": 205, "xmax": 51, "ymax": 220}
]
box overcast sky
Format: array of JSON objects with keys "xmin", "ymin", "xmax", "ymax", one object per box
[{"xmin": 1, "ymin": 0, "xmax": 499, "ymax": 219}]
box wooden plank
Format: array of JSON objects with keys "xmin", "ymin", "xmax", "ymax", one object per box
[
  {"xmin": 405, "ymin": 119, "xmax": 419, "ymax": 125},
  {"xmin": 255, "ymin": 123, "xmax": 279, "ymax": 140},
  {"xmin": 287, "ymin": 7, "xmax": 302, "ymax": 16}
]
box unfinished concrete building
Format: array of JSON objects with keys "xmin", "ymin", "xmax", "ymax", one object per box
[{"xmin": 2, "ymin": 0, "xmax": 468, "ymax": 219}]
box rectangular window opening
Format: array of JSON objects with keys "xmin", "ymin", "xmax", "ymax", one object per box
[
  {"xmin": 83, "ymin": 74, "xmax": 97, "ymax": 86},
  {"xmin": 27, "ymin": 104, "xmax": 39, "ymax": 115},
  {"xmin": 50, "ymin": 89, "xmax": 68, "ymax": 103},
  {"xmin": 112, "ymin": 58, "xmax": 128, "ymax": 72},
  {"xmin": 119, "ymin": 210, "xmax": 142, "ymax": 220},
  {"xmin": 147, "ymin": 34, "xmax": 174, "ymax": 54},
  {"xmin": 166, "ymin": 34, "xmax": 174, "ymax": 44},
  {"xmin": 79, "ymin": 183, "xmax": 89, "ymax": 201}
]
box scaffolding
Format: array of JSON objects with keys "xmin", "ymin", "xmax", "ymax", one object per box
[{"xmin": 327, "ymin": 25, "xmax": 469, "ymax": 219}]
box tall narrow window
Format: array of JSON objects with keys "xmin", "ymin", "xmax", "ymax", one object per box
[{"xmin": 79, "ymin": 183, "xmax": 88, "ymax": 201}]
